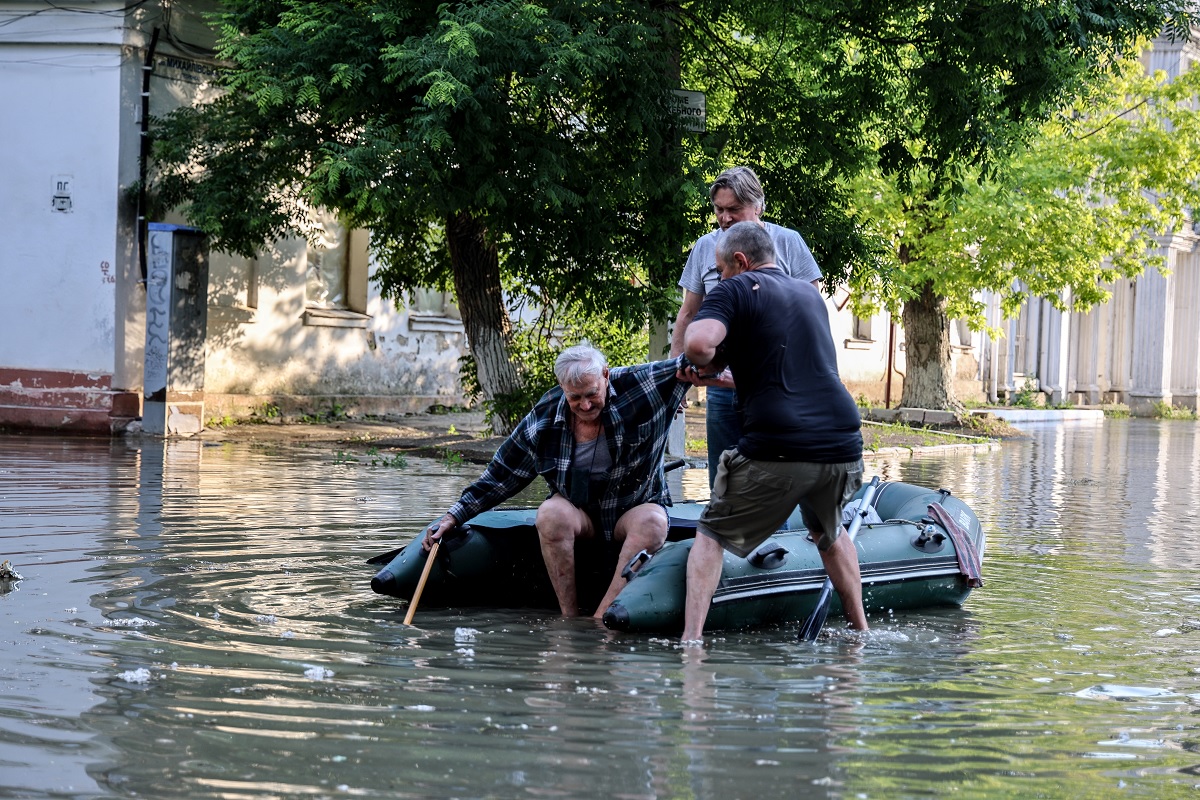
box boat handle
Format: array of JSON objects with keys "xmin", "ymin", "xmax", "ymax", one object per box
[{"xmin": 620, "ymin": 549, "xmax": 652, "ymax": 581}]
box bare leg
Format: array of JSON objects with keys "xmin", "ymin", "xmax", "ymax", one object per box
[
  {"xmin": 681, "ymin": 533, "xmax": 725, "ymax": 642},
  {"xmin": 536, "ymin": 495, "xmax": 593, "ymax": 616},
  {"xmin": 820, "ymin": 529, "xmax": 868, "ymax": 630},
  {"xmin": 591, "ymin": 503, "xmax": 668, "ymax": 618}
]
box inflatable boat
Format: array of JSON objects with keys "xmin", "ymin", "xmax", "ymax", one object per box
[{"xmin": 369, "ymin": 480, "xmax": 984, "ymax": 633}]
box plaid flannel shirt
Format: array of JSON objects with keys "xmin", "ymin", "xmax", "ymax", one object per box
[{"xmin": 448, "ymin": 356, "xmax": 689, "ymax": 540}]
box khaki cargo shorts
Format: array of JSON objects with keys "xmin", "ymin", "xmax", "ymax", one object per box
[{"xmin": 698, "ymin": 451, "xmax": 864, "ymax": 557}]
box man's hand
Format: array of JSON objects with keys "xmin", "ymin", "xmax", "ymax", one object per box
[
  {"xmin": 677, "ymin": 364, "xmax": 735, "ymax": 389},
  {"xmin": 421, "ymin": 513, "xmax": 458, "ymax": 552}
]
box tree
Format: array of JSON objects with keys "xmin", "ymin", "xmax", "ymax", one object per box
[
  {"xmin": 151, "ymin": 0, "xmax": 1193, "ymax": 428},
  {"xmin": 850, "ymin": 46, "xmax": 1200, "ymax": 410},
  {"xmin": 153, "ymin": 0, "xmax": 701, "ymax": 434}
]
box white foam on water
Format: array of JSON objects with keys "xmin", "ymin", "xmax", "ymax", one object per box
[
  {"xmin": 304, "ymin": 665, "xmax": 335, "ymax": 681},
  {"xmin": 118, "ymin": 668, "xmax": 152, "ymax": 683},
  {"xmin": 1073, "ymin": 684, "xmax": 1178, "ymax": 700},
  {"xmin": 1081, "ymin": 751, "xmax": 1139, "ymax": 760},
  {"xmin": 1096, "ymin": 734, "xmax": 1165, "ymax": 749}
]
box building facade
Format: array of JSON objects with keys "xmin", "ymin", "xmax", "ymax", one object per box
[{"xmin": 0, "ymin": 1, "xmax": 471, "ymax": 434}]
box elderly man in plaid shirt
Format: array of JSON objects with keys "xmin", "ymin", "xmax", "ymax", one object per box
[{"xmin": 423, "ymin": 341, "xmax": 691, "ymax": 618}]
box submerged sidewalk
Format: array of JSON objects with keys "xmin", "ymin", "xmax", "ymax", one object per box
[{"xmin": 195, "ymin": 403, "xmax": 1035, "ymax": 464}]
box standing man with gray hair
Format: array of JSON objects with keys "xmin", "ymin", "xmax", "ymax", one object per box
[
  {"xmin": 423, "ymin": 342, "xmax": 691, "ymax": 618},
  {"xmin": 670, "ymin": 166, "xmax": 824, "ymax": 486},
  {"xmin": 677, "ymin": 222, "xmax": 866, "ymax": 642}
]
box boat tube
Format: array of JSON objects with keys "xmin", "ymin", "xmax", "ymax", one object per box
[
  {"xmin": 369, "ymin": 481, "xmax": 984, "ymax": 633},
  {"xmin": 603, "ymin": 480, "xmax": 984, "ymax": 632}
]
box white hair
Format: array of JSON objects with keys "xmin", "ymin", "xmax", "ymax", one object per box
[{"xmin": 554, "ymin": 340, "xmax": 608, "ymax": 385}]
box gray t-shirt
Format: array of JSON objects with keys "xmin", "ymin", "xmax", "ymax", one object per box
[{"xmin": 677, "ymin": 221, "xmax": 821, "ymax": 297}]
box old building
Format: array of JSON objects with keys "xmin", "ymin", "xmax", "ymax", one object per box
[{"xmin": 0, "ymin": 1, "xmax": 470, "ymax": 435}]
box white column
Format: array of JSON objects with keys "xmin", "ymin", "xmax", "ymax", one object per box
[
  {"xmin": 1128, "ymin": 249, "xmax": 1176, "ymax": 415},
  {"xmin": 1170, "ymin": 246, "xmax": 1200, "ymax": 411},
  {"xmin": 1039, "ymin": 293, "xmax": 1072, "ymax": 404}
]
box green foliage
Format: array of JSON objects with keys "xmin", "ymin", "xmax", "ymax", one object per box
[
  {"xmin": 1103, "ymin": 403, "xmax": 1131, "ymax": 419},
  {"xmin": 851, "ymin": 50, "xmax": 1200, "ymax": 327},
  {"xmin": 1151, "ymin": 401, "xmax": 1199, "ymax": 420},
  {"xmin": 365, "ymin": 447, "xmax": 410, "ymax": 468},
  {"xmin": 460, "ymin": 299, "xmax": 650, "ymax": 430},
  {"xmin": 150, "ymin": 0, "xmax": 1191, "ymax": 320},
  {"xmin": 860, "ymin": 421, "xmax": 982, "ymax": 452},
  {"xmin": 848, "ymin": 44, "xmax": 1200, "ymax": 409},
  {"xmin": 248, "ymin": 402, "xmax": 282, "ymax": 424},
  {"xmin": 149, "ymin": 0, "xmax": 1193, "ymax": 420},
  {"xmin": 152, "ymin": 0, "xmax": 700, "ymax": 326},
  {"xmin": 1010, "ymin": 379, "xmax": 1044, "ymax": 409},
  {"xmin": 299, "ymin": 403, "xmax": 349, "ymax": 424},
  {"xmin": 441, "ymin": 449, "xmax": 465, "ymax": 467},
  {"xmin": 427, "ymin": 404, "xmax": 469, "ymax": 415}
]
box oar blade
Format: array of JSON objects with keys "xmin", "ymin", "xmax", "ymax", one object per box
[
  {"xmin": 797, "ymin": 475, "xmax": 882, "ymax": 643},
  {"xmin": 798, "ymin": 584, "xmax": 833, "ymax": 642},
  {"xmin": 366, "ymin": 547, "xmax": 403, "ymax": 566}
]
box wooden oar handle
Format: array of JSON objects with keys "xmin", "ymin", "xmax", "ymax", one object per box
[{"xmin": 403, "ymin": 540, "xmax": 440, "ymax": 625}]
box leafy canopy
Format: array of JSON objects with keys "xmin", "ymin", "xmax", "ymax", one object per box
[
  {"xmin": 849, "ymin": 45, "xmax": 1200, "ymax": 330},
  {"xmin": 151, "ymin": 0, "xmax": 1194, "ymax": 332}
]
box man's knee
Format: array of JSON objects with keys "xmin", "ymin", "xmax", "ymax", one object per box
[
  {"xmin": 614, "ymin": 504, "xmax": 668, "ymax": 547},
  {"xmin": 537, "ymin": 495, "xmax": 588, "ymax": 543}
]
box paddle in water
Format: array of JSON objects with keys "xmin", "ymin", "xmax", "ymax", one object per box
[
  {"xmin": 403, "ymin": 540, "xmax": 440, "ymax": 625},
  {"xmin": 798, "ymin": 475, "xmax": 881, "ymax": 642}
]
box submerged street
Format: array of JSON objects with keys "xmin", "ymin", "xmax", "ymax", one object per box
[{"xmin": 2, "ymin": 419, "xmax": 1199, "ymax": 799}]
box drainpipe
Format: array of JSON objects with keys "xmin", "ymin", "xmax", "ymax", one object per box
[
  {"xmin": 884, "ymin": 317, "xmax": 897, "ymax": 408},
  {"xmin": 136, "ymin": 27, "xmax": 160, "ymax": 283}
]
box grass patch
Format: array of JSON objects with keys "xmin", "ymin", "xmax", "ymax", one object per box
[
  {"xmin": 1102, "ymin": 403, "xmax": 1131, "ymax": 419},
  {"xmin": 861, "ymin": 420, "xmax": 995, "ymax": 452},
  {"xmin": 300, "ymin": 402, "xmax": 350, "ymax": 424},
  {"xmin": 1151, "ymin": 401, "xmax": 1198, "ymax": 420},
  {"xmin": 246, "ymin": 403, "xmax": 282, "ymax": 424},
  {"xmin": 365, "ymin": 447, "xmax": 408, "ymax": 468}
]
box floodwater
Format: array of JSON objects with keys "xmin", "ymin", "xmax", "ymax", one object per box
[{"xmin": 1, "ymin": 419, "xmax": 1199, "ymax": 800}]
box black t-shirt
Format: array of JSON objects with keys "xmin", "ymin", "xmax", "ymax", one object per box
[{"xmin": 693, "ymin": 267, "xmax": 862, "ymax": 463}]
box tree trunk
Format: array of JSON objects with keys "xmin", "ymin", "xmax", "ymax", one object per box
[
  {"xmin": 446, "ymin": 212, "xmax": 522, "ymax": 436},
  {"xmin": 899, "ymin": 280, "xmax": 960, "ymax": 412}
]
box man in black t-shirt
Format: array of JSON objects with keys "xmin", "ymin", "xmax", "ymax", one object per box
[{"xmin": 677, "ymin": 221, "xmax": 867, "ymax": 643}]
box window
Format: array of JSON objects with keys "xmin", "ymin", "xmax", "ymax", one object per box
[
  {"xmin": 301, "ymin": 208, "xmax": 370, "ymax": 328},
  {"xmin": 954, "ymin": 318, "xmax": 974, "ymax": 350},
  {"xmin": 408, "ymin": 287, "xmax": 463, "ymax": 332},
  {"xmin": 305, "ymin": 207, "xmax": 349, "ymax": 309}
]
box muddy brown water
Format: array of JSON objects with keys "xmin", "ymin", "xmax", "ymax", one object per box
[{"xmin": 2, "ymin": 419, "xmax": 1199, "ymax": 799}]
